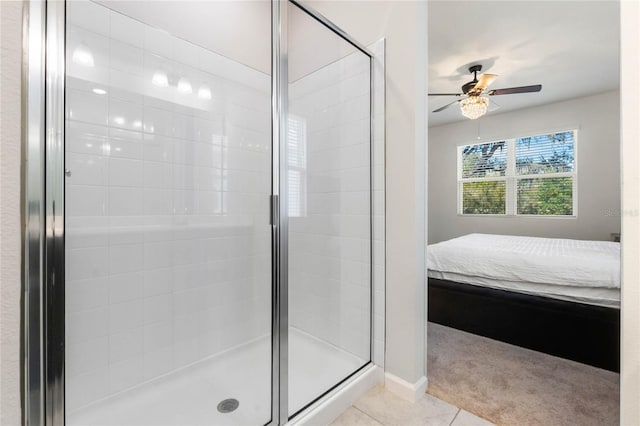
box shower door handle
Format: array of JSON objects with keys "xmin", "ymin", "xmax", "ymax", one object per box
[{"xmin": 270, "ymin": 194, "xmax": 279, "ymax": 226}]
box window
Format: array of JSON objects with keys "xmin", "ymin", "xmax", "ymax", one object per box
[
  {"xmin": 458, "ymin": 130, "xmax": 576, "ymax": 216},
  {"xmin": 287, "ymin": 114, "xmax": 307, "ymax": 217}
]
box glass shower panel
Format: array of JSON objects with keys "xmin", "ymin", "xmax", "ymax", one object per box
[
  {"xmin": 64, "ymin": 1, "xmax": 272, "ymax": 424},
  {"xmin": 286, "ymin": 2, "xmax": 372, "ymax": 416}
]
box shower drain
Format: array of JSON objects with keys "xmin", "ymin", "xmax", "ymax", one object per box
[{"xmin": 217, "ymin": 398, "xmax": 239, "ymax": 413}]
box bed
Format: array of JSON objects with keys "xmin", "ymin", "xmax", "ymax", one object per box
[{"xmin": 427, "ymin": 233, "xmax": 620, "ymax": 371}]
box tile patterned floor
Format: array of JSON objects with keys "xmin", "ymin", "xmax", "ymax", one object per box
[{"xmin": 331, "ymin": 385, "xmax": 495, "ymax": 426}]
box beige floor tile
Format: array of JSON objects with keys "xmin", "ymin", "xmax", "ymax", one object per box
[
  {"xmin": 331, "ymin": 407, "xmax": 384, "ymax": 426},
  {"xmin": 353, "ymin": 385, "xmax": 459, "ymax": 426},
  {"xmin": 451, "ymin": 410, "xmax": 495, "ymax": 426}
]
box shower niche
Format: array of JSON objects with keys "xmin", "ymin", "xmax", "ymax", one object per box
[{"xmin": 25, "ymin": 0, "xmax": 383, "ymax": 425}]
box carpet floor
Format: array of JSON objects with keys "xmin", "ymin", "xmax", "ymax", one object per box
[{"xmin": 427, "ymin": 322, "xmax": 619, "ymax": 426}]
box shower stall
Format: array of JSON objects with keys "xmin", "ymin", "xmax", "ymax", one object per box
[{"xmin": 24, "ymin": 0, "xmax": 384, "ymax": 425}]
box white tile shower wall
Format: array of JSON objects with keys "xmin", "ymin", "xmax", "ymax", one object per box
[
  {"xmin": 288, "ymin": 48, "xmax": 377, "ymax": 361},
  {"xmin": 64, "ymin": 1, "xmax": 271, "ymax": 412}
]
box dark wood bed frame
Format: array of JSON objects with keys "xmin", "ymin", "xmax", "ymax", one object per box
[{"xmin": 428, "ymin": 278, "xmax": 620, "ymax": 372}]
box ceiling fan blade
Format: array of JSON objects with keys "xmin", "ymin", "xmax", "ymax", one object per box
[
  {"xmin": 432, "ymin": 99, "xmax": 461, "ymax": 113},
  {"xmin": 473, "ymin": 73, "xmax": 498, "ymax": 92},
  {"xmin": 428, "ymin": 93, "xmax": 464, "ymax": 96},
  {"xmin": 488, "ymin": 84, "xmax": 542, "ymax": 96}
]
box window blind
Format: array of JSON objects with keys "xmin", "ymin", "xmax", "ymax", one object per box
[
  {"xmin": 515, "ymin": 131, "xmax": 575, "ymax": 175},
  {"xmin": 461, "ymin": 141, "xmax": 507, "ymax": 178}
]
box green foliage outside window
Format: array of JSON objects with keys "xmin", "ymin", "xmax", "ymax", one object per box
[
  {"xmin": 462, "ymin": 181, "xmax": 506, "ymax": 214},
  {"xmin": 517, "ymin": 177, "xmax": 573, "ymax": 215}
]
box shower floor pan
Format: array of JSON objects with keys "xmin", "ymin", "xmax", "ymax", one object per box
[{"xmin": 68, "ymin": 328, "xmax": 365, "ymax": 426}]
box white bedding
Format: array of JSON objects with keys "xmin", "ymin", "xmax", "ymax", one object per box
[{"xmin": 427, "ymin": 233, "xmax": 620, "ymax": 307}]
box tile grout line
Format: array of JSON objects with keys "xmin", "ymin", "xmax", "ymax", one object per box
[
  {"xmin": 352, "ymin": 404, "xmax": 386, "ymax": 425},
  {"xmin": 449, "ymin": 408, "xmax": 461, "ymax": 426}
]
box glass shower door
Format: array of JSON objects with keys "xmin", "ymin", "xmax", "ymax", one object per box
[
  {"xmin": 63, "ymin": 1, "xmax": 273, "ymax": 424},
  {"xmin": 286, "ymin": 1, "xmax": 373, "ymax": 417}
]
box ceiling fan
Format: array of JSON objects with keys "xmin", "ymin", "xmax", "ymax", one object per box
[{"xmin": 429, "ymin": 65, "xmax": 542, "ymax": 119}]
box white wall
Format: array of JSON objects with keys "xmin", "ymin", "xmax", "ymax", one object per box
[
  {"xmin": 0, "ymin": 1, "xmax": 23, "ymax": 425},
  {"xmin": 620, "ymin": 0, "xmax": 640, "ymax": 423},
  {"xmin": 428, "ymin": 90, "xmax": 621, "ymax": 244},
  {"xmin": 65, "ymin": 1, "xmax": 272, "ymax": 413}
]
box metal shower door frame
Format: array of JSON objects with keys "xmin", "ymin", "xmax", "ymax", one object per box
[
  {"xmin": 271, "ymin": 0, "xmax": 288, "ymax": 423},
  {"xmin": 274, "ymin": 1, "xmax": 375, "ymax": 423},
  {"xmin": 24, "ymin": 0, "xmax": 66, "ymax": 424}
]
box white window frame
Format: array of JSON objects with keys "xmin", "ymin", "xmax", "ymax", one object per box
[{"xmin": 457, "ymin": 130, "xmax": 578, "ymax": 217}]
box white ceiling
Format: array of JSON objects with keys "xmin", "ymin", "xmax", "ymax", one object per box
[{"xmin": 428, "ymin": 0, "xmax": 620, "ymax": 127}]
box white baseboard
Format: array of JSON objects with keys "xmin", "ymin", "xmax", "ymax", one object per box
[
  {"xmin": 290, "ymin": 365, "xmax": 384, "ymax": 426},
  {"xmin": 384, "ymin": 372, "xmax": 428, "ymax": 403}
]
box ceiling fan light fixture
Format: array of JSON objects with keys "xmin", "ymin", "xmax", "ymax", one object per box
[{"xmin": 460, "ymin": 96, "xmax": 489, "ymax": 119}]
